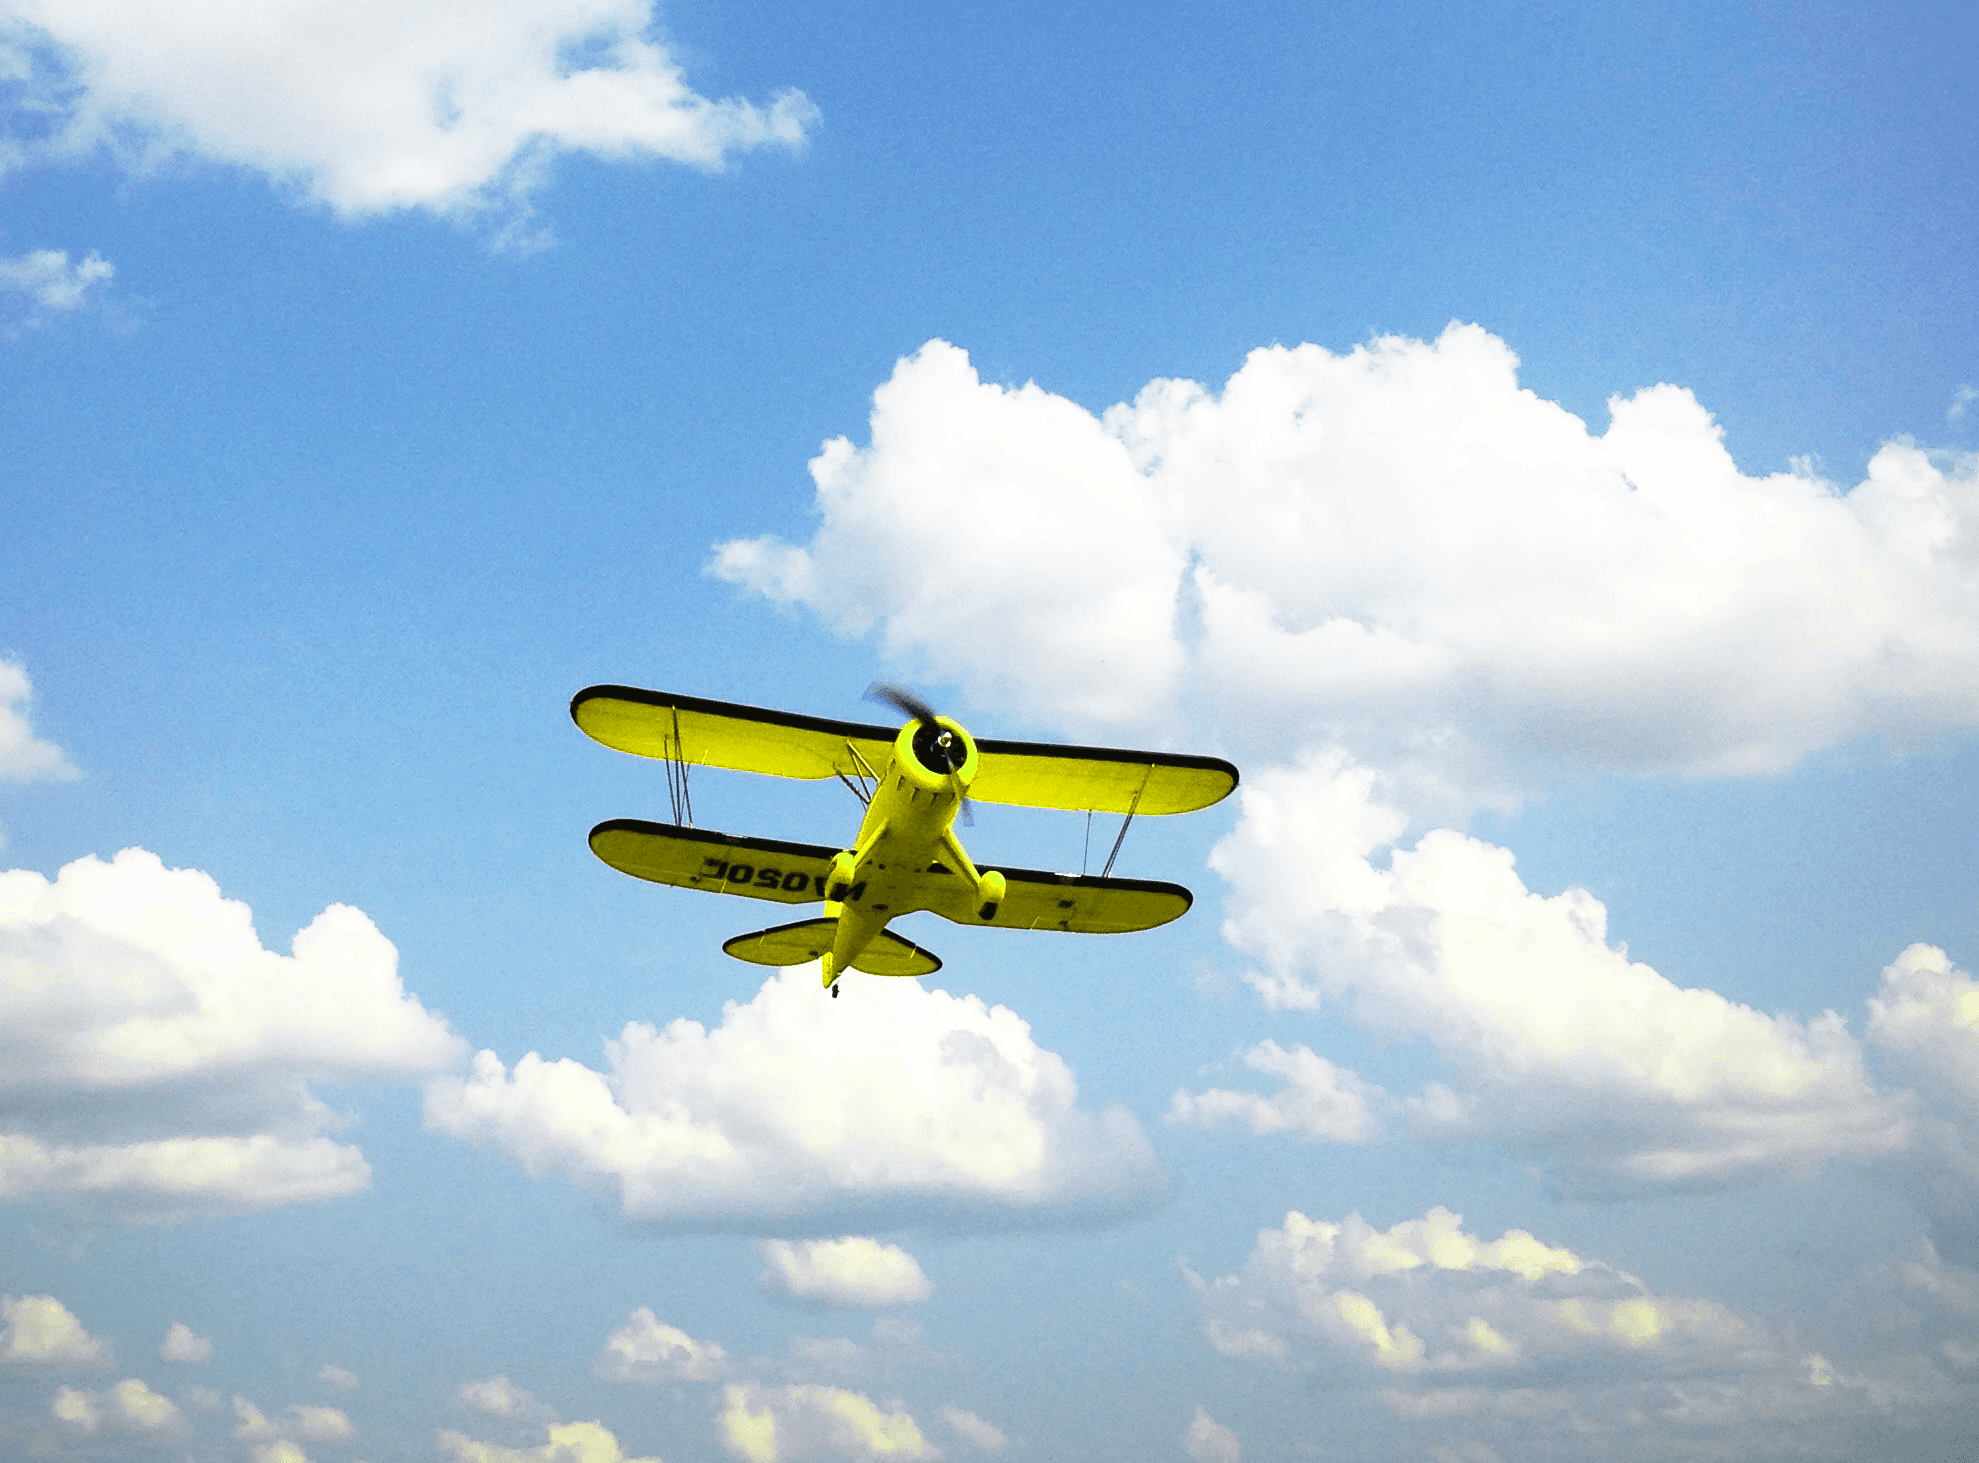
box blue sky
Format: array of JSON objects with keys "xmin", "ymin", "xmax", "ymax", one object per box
[{"xmin": 3, "ymin": 2, "xmax": 1978, "ymax": 1460}]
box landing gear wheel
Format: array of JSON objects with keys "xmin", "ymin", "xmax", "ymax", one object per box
[
  {"xmin": 830, "ymin": 983, "xmax": 840, "ymax": 999},
  {"xmin": 826, "ymin": 850, "xmax": 856, "ymax": 903},
  {"xmin": 976, "ymin": 869, "xmax": 1007, "ymax": 922}
]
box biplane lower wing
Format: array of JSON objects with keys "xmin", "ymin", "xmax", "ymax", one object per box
[
  {"xmin": 588, "ymin": 820, "xmax": 839, "ymax": 904},
  {"xmin": 918, "ymin": 863, "xmax": 1193, "ymax": 934},
  {"xmin": 573, "ymin": 686, "xmax": 898, "ymax": 783}
]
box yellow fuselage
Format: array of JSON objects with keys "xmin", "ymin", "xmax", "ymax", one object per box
[{"xmin": 821, "ymin": 715, "xmax": 1003, "ymax": 986}]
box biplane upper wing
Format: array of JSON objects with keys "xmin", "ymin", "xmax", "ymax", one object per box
[
  {"xmin": 969, "ymin": 739, "xmax": 1238, "ymax": 815},
  {"xmin": 589, "ymin": 819, "xmax": 839, "ymax": 903},
  {"xmin": 915, "ymin": 862, "xmax": 1194, "ymax": 934},
  {"xmin": 572, "ymin": 686, "xmax": 899, "ymax": 782}
]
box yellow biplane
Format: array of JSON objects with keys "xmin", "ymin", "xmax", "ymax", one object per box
[{"xmin": 572, "ymin": 683, "xmax": 1239, "ymax": 997}]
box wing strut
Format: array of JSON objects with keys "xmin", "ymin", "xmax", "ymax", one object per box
[
  {"xmin": 663, "ymin": 704, "xmax": 695, "ymax": 826},
  {"xmin": 1098, "ymin": 765, "xmax": 1152, "ymax": 879},
  {"xmin": 834, "ymin": 739, "xmax": 879, "ymax": 808}
]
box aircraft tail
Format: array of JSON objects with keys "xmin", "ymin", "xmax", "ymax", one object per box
[{"xmin": 723, "ymin": 919, "xmax": 940, "ymax": 977}]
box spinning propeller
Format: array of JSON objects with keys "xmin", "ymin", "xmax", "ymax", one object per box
[{"xmin": 865, "ymin": 682, "xmax": 973, "ymax": 823}]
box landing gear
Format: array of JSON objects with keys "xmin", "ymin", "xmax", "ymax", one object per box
[
  {"xmin": 826, "ymin": 850, "xmax": 856, "ymax": 902},
  {"xmin": 830, "ymin": 982, "xmax": 840, "ymax": 999},
  {"xmin": 976, "ymin": 868, "xmax": 1007, "ymax": 922}
]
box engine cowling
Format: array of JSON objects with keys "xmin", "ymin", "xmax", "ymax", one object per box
[{"xmin": 890, "ymin": 714, "xmax": 978, "ymax": 797}]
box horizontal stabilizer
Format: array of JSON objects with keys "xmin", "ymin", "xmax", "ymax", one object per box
[
  {"xmin": 723, "ymin": 918, "xmax": 941, "ymax": 977},
  {"xmin": 589, "ymin": 820, "xmax": 838, "ymax": 904},
  {"xmin": 722, "ymin": 918, "xmax": 836, "ymax": 966}
]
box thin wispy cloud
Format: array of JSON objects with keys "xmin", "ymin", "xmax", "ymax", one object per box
[{"xmin": 0, "ymin": 248, "xmax": 111, "ymax": 322}]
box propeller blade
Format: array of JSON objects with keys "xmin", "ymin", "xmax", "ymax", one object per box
[{"xmin": 865, "ymin": 681, "xmax": 940, "ymax": 727}]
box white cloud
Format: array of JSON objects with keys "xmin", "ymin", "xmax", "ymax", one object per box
[
  {"xmin": 159, "ymin": 1320, "xmax": 211, "ymax": 1363},
  {"xmin": 0, "ymin": 847, "xmax": 463, "ymax": 1217},
  {"xmin": 709, "ymin": 327, "xmax": 1979, "ymax": 1214},
  {"xmin": 1898, "ymin": 1240, "xmax": 1979, "ymax": 1319},
  {"xmin": 1183, "ymin": 1405, "xmax": 1238, "ymax": 1463},
  {"xmin": 940, "ymin": 1405, "xmax": 1005, "ymax": 1454},
  {"xmin": 1868, "ymin": 944, "xmax": 1979, "ymax": 1111},
  {"xmin": 51, "ymin": 1376, "xmax": 184, "ymax": 1433},
  {"xmin": 714, "ymin": 328, "xmax": 1979, "ymax": 789},
  {"xmin": 0, "ymin": 248, "xmax": 111, "ymax": 325},
  {"xmin": 235, "ymin": 1393, "xmax": 353, "ymax": 1447},
  {"xmin": 288, "ymin": 1403, "xmax": 352, "ymax": 1441},
  {"xmin": 1863, "ymin": 945, "xmax": 1979, "ymax": 1259},
  {"xmin": 0, "ymin": 0, "xmax": 816, "ymax": 222},
  {"xmin": 440, "ymin": 1420, "xmax": 661, "ymax": 1463},
  {"xmin": 710, "ymin": 339, "xmax": 1189, "ymax": 728},
  {"xmin": 1951, "ymin": 385, "xmax": 1977, "ymax": 422},
  {"xmin": 596, "ymin": 1307, "xmax": 729, "ymax": 1383},
  {"xmin": 460, "ymin": 1374, "xmax": 541, "ymax": 1418},
  {"xmin": 1209, "ymin": 757, "xmax": 1910, "ymax": 1192},
  {"xmin": 761, "ymin": 1237, "xmax": 932, "ymax": 1308},
  {"xmin": 426, "ymin": 967, "xmax": 1160, "ymax": 1228},
  {"xmin": 1192, "ymin": 1205, "xmax": 1793, "ymax": 1388},
  {"xmin": 317, "ymin": 1361, "xmax": 357, "ymax": 1390},
  {"xmin": 0, "ymin": 659, "xmax": 76, "ymax": 782},
  {"xmin": 719, "ymin": 1383, "xmax": 936, "ymax": 1463},
  {"xmin": 1, "ymin": 1292, "xmax": 110, "ymax": 1365},
  {"xmin": 1168, "ymin": 1040, "xmax": 1382, "ymax": 1142}
]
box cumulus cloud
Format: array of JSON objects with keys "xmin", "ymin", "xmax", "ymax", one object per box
[
  {"xmin": 1868, "ymin": 945, "xmax": 1979, "ymax": 1111},
  {"xmin": 760, "ymin": 1237, "xmax": 932, "ymax": 1308},
  {"xmin": 317, "ymin": 1362, "xmax": 357, "ymax": 1390},
  {"xmin": 714, "ymin": 328, "xmax": 1979, "ymax": 789},
  {"xmin": 440, "ymin": 1419, "xmax": 660, "ymax": 1463},
  {"xmin": 460, "ymin": 1375, "xmax": 543, "ymax": 1419},
  {"xmin": 235, "ymin": 1394, "xmax": 353, "ymax": 1447},
  {"xmin": 1185, "ymin": 1202, "xmax": 1913, "ymax": 1447},
  {"xmin": 709, "ymin": 327, "xmax": 1979, "ymax": 1229},
  {"xmin": 1168, "ymin": 1040, "xmax": 1383, "ymax": 1142},
  {"xmin": 719, "ymin": 1383, "xmax": 935, "ymax": 1463},
  {"xmin": 596, "ymin": 1308, "xmax": 729, "ymax": 1383},
  {"xmin": 426, "ymin": 967, "xmax": 1161, "ymax": 1229},
  {"xmin": 1210, "ymin": 757, "xmax": 1910, "ymax": 1192},
  {"xmin": 159, "ymin": 1320, "xmax": 210, "ymax": 1363},
  {"xmin": 1862, "ymin": 945, "xmax": 1979, "ymax": 1259},
  {"xmin": 1183, "ymin": 1405, "xmax": 1238, "ymax": 1463},
  {"xmin": 712, "ymin": 340, "xmax": 1187, "ymax": 729},
  {"xmin": 0, "ymin": 847, "xmax": 463, "ymax": 1217},
  {"xmin": 1193, "ymin": 1205, "xmax": 1684, "ymax": 1374},
  {"xmin": 0, "ymin": 659, "xmax": 76, "ymax": 783},
  {"xmin": 0, "ymin": 0, "xmax": 816, "ymax": 222},
  {"xmin": 50, "ymin": 1377, "xmax": 183, "ymax": 1433},
  {"xmin": 940, "ymin": 1405, "xmax": 1005, "ymax": 1454},
  {"xmin": 1, "ymin": 1292, "xmax": 110, "ymax": 1365}
]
